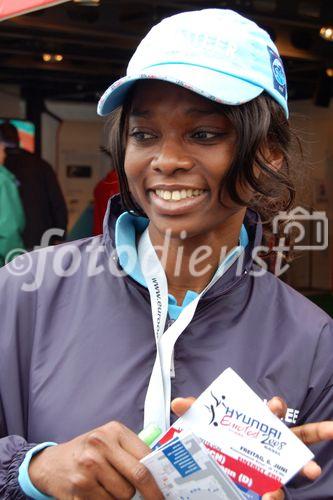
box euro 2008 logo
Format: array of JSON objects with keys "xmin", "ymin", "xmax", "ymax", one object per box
[{"xmin": 272, "ymin": 58, "xmax": 286, "ymax": 86}]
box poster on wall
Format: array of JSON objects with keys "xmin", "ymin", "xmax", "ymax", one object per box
[{"xmin": 0, "ymin": 0, "xmax": 70, "ymax": 21}]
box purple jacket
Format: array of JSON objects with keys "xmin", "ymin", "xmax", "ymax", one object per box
[{"xmin": 0, "ymin": 196, "xmax": 333, "ymax": 499}]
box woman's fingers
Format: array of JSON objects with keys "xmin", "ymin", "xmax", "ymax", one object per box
[
  {"xmin": 289, "ymin": 421, "xmax": 333, "ymax": 481},
  {"xmin": 292, "ymin": 421, "xmax": 333, "ymax": 445},
  {"xmin": 171, "ymin": 397, "xmax": 196, "ymax": 417},
  {"xmin": 92, "ymin": 454, "xmax": 136, "ymax": 499},
  {"xmin": 266, "ymin": 401, "xmax": 327, "ymax": 482},
  {"xmin": 262, "ymin": 489, "xmax": 285, "ymax": 500},
  {"xmin": 96, "ymin": 421, "xmax": 163, "ymax": 500},
  {"xmin": 290, "ymin": 421, "xmax": 333, "ymax": 480},
  {"xmin": 104, "ymin": 447, "xmax": 161, "ymax": 500},
  {"xmin": 267, "ymin": 397, "xmax": 288, "ymax": 419},
  {"xmin": 300, "ymin": 460, "xmax": 321, "ymax": 480},
  {"xmin": 78, "ymin": 485, "xmax": 116, "ymax": 499}
]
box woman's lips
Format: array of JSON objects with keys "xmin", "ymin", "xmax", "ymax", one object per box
[{"xmin": 148, "ymin": 189, "xmax": 209, "ymax": 216}]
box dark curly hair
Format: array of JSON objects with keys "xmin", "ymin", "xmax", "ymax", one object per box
[{"xmin": 106, "ymin": 88, "xmax": 299, "ymax": 260}]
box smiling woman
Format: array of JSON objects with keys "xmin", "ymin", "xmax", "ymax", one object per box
[
  {"xmin": 108, "ymin": 82, "xmax": 295, "ymax": 254},
  {"xmin": 123, "ymin": 81, "xmax": 246, "ymax": 302},
  {"xmin": 0, "ymin": 7, "xmax": 333, "ymax": 500}
]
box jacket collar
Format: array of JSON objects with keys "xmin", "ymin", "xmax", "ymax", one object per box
[{"xmin": 102, "ymin": 194, "xmax": 262, "ymax": 298}]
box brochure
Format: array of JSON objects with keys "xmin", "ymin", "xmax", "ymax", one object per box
[
  {"xmin": 141, "ymin": 431, "xmax": 246, "ymax": 499},
  {"xmin": 142, "ymin": 368, "xmax": 313, "ymax": 499}
]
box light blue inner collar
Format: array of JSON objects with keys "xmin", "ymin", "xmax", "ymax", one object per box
[
  {"xmin": 115, "ymin": 211, "xmax": 248, "ymax": 319},
  {"xmin": 115, "ymin": 212, "xmax": 148, "ymax": 287}
]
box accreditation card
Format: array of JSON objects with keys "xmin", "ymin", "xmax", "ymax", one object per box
[{"xmin": 156, "ymin": 368, "xmax": 314, "ymax": 498}]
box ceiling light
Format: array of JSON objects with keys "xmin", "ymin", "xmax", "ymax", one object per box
[
  {"xmin": 73, "ymin": 0, "xmax": 101, "ymax": 6},
  {"xmin": 320, "ymin": 27, "xmax": 333, "ymax": 41},
  {"xmin": 42, "ymin": 53, "xmax": 64, "ymax": 63}
]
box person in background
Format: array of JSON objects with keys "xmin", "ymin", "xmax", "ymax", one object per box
[
  {"xmin": 93, "ymin": 146, "xmax": 119, "ymax": 235},
  {"xmin": 0, "ymin": 122, "xmax": 68, "ymax": 249},
  {"xmin": 0, "ymin": 131, "xmax": 25, "ymax": 266}
]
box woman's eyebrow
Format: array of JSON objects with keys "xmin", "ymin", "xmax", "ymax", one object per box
[{"xmin": 129, "ymin": 108, "xmax": 150, "ymax": 117}]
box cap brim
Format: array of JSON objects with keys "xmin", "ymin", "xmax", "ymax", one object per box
[{"xmin": 97, "ymin": 63, "xmax": 265, "ymax": 116}]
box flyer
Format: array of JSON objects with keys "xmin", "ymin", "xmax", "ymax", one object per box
[
  {"xmin": 154, "ymin": 368, "xmax": 314, "ymax": 498},
  {"xmin": 139, "ymin": 431, "xmax": 246, "ymax": 499}
]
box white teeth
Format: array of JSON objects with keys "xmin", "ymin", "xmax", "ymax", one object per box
[
  {"xmin": 171, "ymin": 191, "xmax": 181, "ymax": 200},
  {"xmin": 154, "ymin": 189, "xmax": 204, "ymax": 201}
]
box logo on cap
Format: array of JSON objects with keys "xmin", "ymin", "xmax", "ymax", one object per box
[{"xmin": 267, "ymin": 46, "xmax": 287, "ymax": 100}]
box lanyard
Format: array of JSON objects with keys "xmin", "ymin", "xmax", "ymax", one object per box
[{"xmin": 138, "ymin": 228, "xmax": 245, "ymax": 433}]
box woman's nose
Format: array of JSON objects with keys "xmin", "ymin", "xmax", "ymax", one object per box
[{"xmin": 150, "ymin": 138, "xmax": 194, "ymax": 174}]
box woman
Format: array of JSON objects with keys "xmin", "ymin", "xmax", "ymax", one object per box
[{"xmin": 0, "ymin": 9, "xmax": 332, "ymax": 500}]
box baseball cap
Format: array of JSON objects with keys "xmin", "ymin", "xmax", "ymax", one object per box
[{"xmin": 97, "ymin": 9, "xmax": 288, "ymax": 118}]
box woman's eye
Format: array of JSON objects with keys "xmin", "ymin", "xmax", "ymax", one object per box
[
  {"xmin": 192, "ymin": 130, "xmax": 220, "ymax": 140},
  {"xmin": 130, "ymin": 131, "xmax": 155, "ymax": 141}
]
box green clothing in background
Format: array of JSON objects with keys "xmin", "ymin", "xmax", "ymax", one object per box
[{"xmin": 0, "ymin": 165, "xmax": 25, "ymax": 267}]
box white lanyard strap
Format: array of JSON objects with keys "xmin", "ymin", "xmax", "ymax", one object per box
[{"xmin": 138, "ymin": 228, "xmax": 245, "ymax": 433}]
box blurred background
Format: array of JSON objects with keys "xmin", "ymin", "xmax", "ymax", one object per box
[{"xmin": 0, "ymin": 0, "xmax": 332, "ymax": 313}]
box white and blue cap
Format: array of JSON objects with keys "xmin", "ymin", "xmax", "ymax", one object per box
[{"xmin": 97, "ymin": 9, "xmax": 288, "ymax": 118}]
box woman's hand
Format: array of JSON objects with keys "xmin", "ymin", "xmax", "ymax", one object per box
[
  {"xmin": 28, "ymin": 420, "xmax": 163, "ymax": 500},
  {"xmin": 262, "ymin": 419, "xmax": 333, "ymax": 500},
  {"xmin": 171, "ymin": 396, "xmax": 333, "ymax": 500}
]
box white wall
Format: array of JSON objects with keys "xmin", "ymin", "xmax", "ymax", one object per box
[
  {"xmin": 42, "ymin": 101, "xmax": 109, "ymax": 230},
  {"xmin": 57, "ymin": 120, "xmax": 104, "ymax": 230},
  {"xmin": 42, "ymin": 100, "xmax": 104, "ymax": 169}
]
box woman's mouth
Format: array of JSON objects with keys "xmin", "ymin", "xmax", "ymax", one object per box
[
  {"xmin": 155, "ymin": 188, "xmax": 205, "ymax": 201},
  {"xmin": 148, "ymin": 188, "xmax": 209, "ymax": 216}
]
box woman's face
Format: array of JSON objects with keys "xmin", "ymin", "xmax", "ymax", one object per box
[{"xmin": 124, "ymin": 80, "xmax": 245, "ymax": 239}]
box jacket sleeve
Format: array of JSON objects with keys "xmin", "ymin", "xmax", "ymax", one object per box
[
  {"xmin": 43, "ymin": 162, "xmax": 68, "ymax": 237},
  {"xmin": 0, "ymin": 260, "xmax": 38, "ymax": 498},
  {"xmin": 0, "ymin": 178, "xmax": 25, "ymax": 262},
  {"xmin": 284, "ymin": 320, "xmax": 333, "ymax": 499}
]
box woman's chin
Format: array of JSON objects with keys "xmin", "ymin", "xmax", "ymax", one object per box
[{"xmin": 148, "ymin": 216, "xmax": 207, "ymax": 241}]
